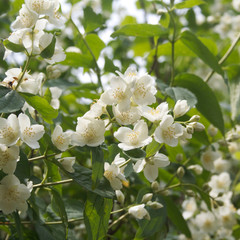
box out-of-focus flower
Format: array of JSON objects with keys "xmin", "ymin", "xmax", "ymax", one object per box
[
  {"xmin": 173, "ymin": 100, "xmax": 190, "ymax": 118},
  {"xmin": 128, "ymin": 204, "xmax": 150, "ymax": 220}
]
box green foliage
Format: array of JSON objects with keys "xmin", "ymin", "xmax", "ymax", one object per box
[
  {"xmin": 40, "ymin": 36, "xmax": 56, "ymax": 59},
  {"xmin": 0, "ymin": 86, "xmax": 25, "ymax": 113},
  {"xmin": 3, "ymin": 39, "xmax": 25, "ymax": 52},
  {"xmin": 175, "ymin": 0, "xmax": 206, "ymax": 9},
  {"xmin": 84, "ymin": 192, "xmax": 113, "ymax": 240},
  {"xmin": 61, "ymin": 52, "xmax": 94, "ymax": 68}
]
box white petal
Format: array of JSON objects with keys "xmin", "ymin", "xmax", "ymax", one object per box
[{"xmin": 144, "ymin": 164, "xmax": 158, "ymax": 182}]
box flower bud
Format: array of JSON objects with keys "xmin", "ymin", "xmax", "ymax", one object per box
[
  {"xmin": 216, "ymin": 200, "xmax": 224, "ymax": 207},
  {"xmin": 176, "ymin": 153, "xmax": 183, "ymax": 162},
  {"xmin": 151, "ymin": 181, "xmax": 159, "ymax": 192},
  {"xmin": 189, "ymin": 122, "xmax": 205, "ymax": 132},
  {"xmin": 213, "ymin": 200, "xmax": 219, "ymax": 209},
  {"xmin": 186, "ymin": 125, "xmax": 194, "ymax": 134},
  {"xmin": 115, "ymin": 190, "xmax": 125, "ymax": 205},
  {"xmin": 185, "ymin": 190, "xmax": 195, "ymax": 197},
  {"xmin": 33, "ymin": 166, "xmax": 42, "ymax": 178},
  {"xmin": 173, "ymin": 100, "xmax": 190, "ymax": 118},
  {"xmin": 189, "ymin": 115, "xmax": 200, "ymax": 122},
  {"xmin": 142, "ymin": 193, "xmax": 153, "ymax": 203},
  {"xmin": 177, "ymin": 166, "xmax": 185, "ymax": 179},
  {"xmin": 146, "ymin": 201, "xmax": 163, "ymax": 209},
  {"xmin": 157, "ymin": 8, "xmax": 167, "ymax": 15},
  {"xmin": 161, "ymin": 190, "xmax": 170, "ymax": 196},
  {"xmin": 202, "ymin": 183, "xmax": 211, "ymax": 193},
  {"xmin": 187, "ymin": 164, "xmax": 203, "ymax": 175},
  {"xmin": 208, "ymin": 125, "xmax": 218, "ymax": 137}
]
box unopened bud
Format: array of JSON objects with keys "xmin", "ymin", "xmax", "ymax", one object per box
[
  {"xmin": 189, "ymin": 115, "xmax": 200, "ymax": 122},
  {"xmin": 33, "ymin": 166, "xmax": 42, "ymax": 178},
  {"xmin": 157, "ymin": 8, "xmax": 167, "ymax": 15},
  {"xmin": 142, "ymin": 193, "xmax": 153, "ymax": 203},
  {"xmin": 144, "ymin": 212, "xmax": 151, "ymax": 220},
  {"xmin": 186, "ymin": 125, "xmax": 194, "ymax": 134},
  {"xmin": 146, "ymin": 201, "xmax": 163, "ymax": 209},
  {"xmin": 151, "ymin": 181, "xmax": 159, "ymax": 192},
  {"xmin": 161, "ymin": 190, "xmax": 169, "ymax": 196},
  {"xmin": 115, "ymin": 190, "xmax": 125, "ymax": 205},
  {"xmin": 216, "ymin": 200, "xmax": 224, "ymax": 207},
  {"xmin": 187, "ymin": 164, "xmax": 203, "ymax": 175},
  {"xmin": 189, "ymin": 122, "xmax": 205, "ymax": 132},
  {"xmin": 208, "ymin": 125, "xmax": 218, "ymax": 137},
  {"xmin": 202, "ymin": 183, "xmax": 211, "ymax": 193},
  {"xmin": 176, "ymin": 153, "xmax": 183, "ymax": 162},
  {"xmin": 177, "ymin": 166, "xmax": 185, "ymax": 179},
  {"xmin": 213, "ymin": 200, "xmax": 219, "ymax": 209},
  {"xmin": 186, "ymin": 190, "xmax": 195, "ymax": 197}
]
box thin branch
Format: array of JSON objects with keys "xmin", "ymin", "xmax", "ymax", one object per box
[
  {"xmin": 108, "ymin": 212, "xmax": 129, "ymax": 230},
  {"xmin": 205, "ymin": 32, "xmax": 240, "ymax": 82},
  {"xmin": 33, "ymin": 179, "xmax": 73, "ymax": 188}
]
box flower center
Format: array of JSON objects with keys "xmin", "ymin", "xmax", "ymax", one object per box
[
  {"xmin": 23, "ymin": 127, "xmax": 35, "ymax": 138},
  {"xmin": 5, "ymin": 186, "xmax": 19, "ymax": 202},
  {"xmin": 134, "ymin": 83, "xmax": 147, "ymax": 98},
  {"xmin": 82, "ymin": 128, "xmax": 96, "ymax": 143},
  {"xmin": 112, "ymin": 87, "xmax": 126, "ymax": 101},
  {"xmin": 0, "ymin": 127, "xmax": 16, "ymax": 142},
  {"xmin": 56, "ymin": 134, "xmax": 65, "ymax": 145},
  {"xmin": 128, "ymin": 131, "xmax": 139, "ymax": 145}
]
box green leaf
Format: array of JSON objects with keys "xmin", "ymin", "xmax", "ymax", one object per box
[
  {"xmin": 175, "ymin": 0, "xmax": 206, "ymax": 9},
  {"xmin": 163, "ymin": 196, "xmax": 192, "ymax": 238},
  {"xmin": 44, "ymin": 88, "xmax": 52, "ymax": 104},
  {"xmin": 85, "ymin": 34, "xmax": 105, "ymax": 60},
  {"xmin": 51, "ymin": 188, "xmax": 68, "ymax": 239},
  {"xmin": 52, "ymin": 159, "xmax": 114, "ymax": 198},
  {"xmin": 60, "ymin": 52, "xmax": 94, "ymax": 68},
  {"xmin": 180, "ymin": 30, "xmax": 223, "ymax": 76},
  {"xmin": 13, "ymin": 212, "xmax": 24, "ymax": 240},
  {"xmin": 45, "ymin": 160, "xmax": 62, "ymax": 194},
  {"xmin": 84, "ymin": 192, "xmax": 113, "ymax": 240},
  {"xmin": 83, "ymin": 6, "xmax": 103, "ymax": 32},
  {"xmin": 146, "ymin": 139, "xmax": 161, "ymax": 158},
  {"xmin": 104, "ymin": 57, "xmax": 119, "ymax": 73},
  {"xmin": 111, "ymin": 24, "xmax": 168, "ymax": 38},
  {"xmin": 40, "ymin": 35, "xmax": 56, "ymax": 59},
  {"xmin": 165, "ymin": 87, "xmax": 197, "ymax": 108},
  {"xmin": 64, "ymin": 199, "xmax": 84, "ymax": 219},
  {"xmin": 20, "ymin": 93, "xmax": 58, "ymax": 123},
  {"xmin": 9, "ymin": 0, "xmax": 24, "ymax": 14},
  {"xmin": 124, "ymin": 148, "xmax": 146, "ymax": 159},
  {"xmin": 0, "ymin": 86, "xmax": 25, "ymax": 113},
  {"xmin": 91, "ymin": 147, "xmax": 104, "ymax": 189},
  {"xmin": 226, "ymin": 65, "xmax": 240, "ymax": 120},
  {"xmin": 165, "ymin": 144, "xmax": 186, "ymax": 163},
  {"xmin": 174, "ymin": 73, "xmax": 225, "ymax": 135},
  {"xmin": 15, "ymin": 150, "xmax": 30, "ymax": 182},
  {"xmin": 3, "ymin": 39, "xmax": 25, "ymax": 52},
  {"xmin": 159, "ymin": 12, "xmax": 170, "ymax": 28}
]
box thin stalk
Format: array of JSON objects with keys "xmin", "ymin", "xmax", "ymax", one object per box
[
  {"xmin": 156, "ymin": 183, "xmax": 181, "ymax": 193},
  {"xmin": 70, "ymin": 18, "xmax": 103, "ymax": 91},
  {"xmin": 119, "ymin": 158, "xmax": 131, "ymax": 168},
  {"xmin": 15, "ymin": 56, "xmax": 31, "ymax": 91},
  {"xmin": 111, "ymin": 208, "xmax": 126, "ymax": 215},
  {"xmin": 28, "ymin": 153, "xmax": 58, "ymax": 162},
  {"xmin": 205, "ymin": 32, "xmax": 240, "ymax": 82},
  {"xmin": 108, "ymin": 212, "xmax": 129, "ymax": 230},
  {"xmin": 33, "ymin": 179, "xmax": 73, "ymax": 188}
]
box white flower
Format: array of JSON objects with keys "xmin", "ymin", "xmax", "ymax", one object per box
[
  {"xmin": 216, "ymin": 206, "xmax": 236, "ymax": 229},
  {"xmin": 11, "ymin": 4, "xmax": 38, "ymax": 30},
  {"xmin": 100, "ymin": 76, "xmax": 132, "ymax": 111},
  {"xmin": 139, "ymin": 102, "xmax": 169, "ymax": 122},
  {"xmin": 200, "ymin": 148, "xmax": 220, "ymax": 171},
  {"xmin": 209, "ymin": 172, "xmax": 231, "ymax": 197},
  {"xmin": 213, "ymin": 158, "xmax": 230, "ymax": 173},
  {"xmin": 0, "ymin": 174, "xmax": 31, "ymax": 214},
  {"xmin": 133, "ymin": 153, "xmax": 170, "ymax": 182},
  {"xmin": 182, "ymin": 197, "xmax": 197, "ymax": 219},
  {"xmin": 0, "ymin": 114, "xmax": 20, "ymax": 146},
  {"xmin": 71, "ymin": 117, "xmax": 105, "ymax": 147},
  {"xmin": 2, "ymin": 68, "xmax": 42, "ymax": 94},
  {"xmin": 233, "ymin": 0, "xmax": 240, "ymax": 12},
  {"xmin": 104, "ymin": 156, "xmax": 126, "ymax": 190},
  {"xmin": 18, "ymin": 113, "xmax": 45, "ymax": 149},
  {"xmin": 154, "ymin": 115, "xmax": 183, "ymax": 147},
  {"xmin": 132, "ymin": 75, "xmax": 157, "ymax": 106},
  {"xmin": 58, "ymin": 156, "xmax": 75, "ymax": 173},
  {"xmin": 113, "ymin": 105, "xmax": 141, "ymax": 125},
  {"xmin": 83, "ymin": 100, "xmax": 106, "ymax": 119},
  {"xmin": 0, "ymin": 144, "xmax": 19, "ymax": 174},
  {"xmin": 51, "ymin": 125, "xmax": 72, "ymax": 151},
  {"xmin": 115, "ymin": 190, "xmax": 125, "ymax": 205},
  {"xmin": 128, "ymin": 204, "xmax": 150, "ymax": 220},
  {"xmin": 116, "ymin": 67, "xmax": 138, "ymax": 86},
  {"xmin": 173, "ymin": 100, "xmax": 190, "ymax": 118},
  {"xmin": 114, "ymin": 120, "xmax": 152, "ymax": 151},
  {"xmin": 49, "ymin": 87, "xmax": 62, "ymax": 110},
  {"xmin": 25, "ymin": 0, "xmax": 56, "ymax": 16},
  {"xmin": 194, "ymin": 211, "xmax": 217, "ymax": 234}
]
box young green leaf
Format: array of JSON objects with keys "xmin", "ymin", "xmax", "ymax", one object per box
[
  {"xmin": 111, "ymin": 24, "xmax": 168, "ymax": 38},
  {"xmin": 40, "ymin": 35, "xmax": 56, "ymax": 59},
  {"xmin": 83, "ymin": 6, "xmax": 103, "ymax": 32},
  {"xmin": 84, "ymin": 192, "xmax": 113, "ymax": 240},
  {"xmin": 124, "ymin": 148, "xmax": 146, "ymax": 159},
  {"xmin": 15, "ymin": 150, "xmax": 30, "ymax": 182},
  {"xmin": 146, "ymin": 140, "xmax": 161, "ymax": 158},
  {"xmin": 180, "ymin": 30, "xmax": 223, "ymax": 76},
  {"xmin": 3, "ymin": 39, "xmax": 25, "ymax": 52},
  {"xmin": 20, "ymin": 93, "xmax": 58, "ymax": 123},
  {"xmin": 175, "ymin": 0, "xmax": 206, "ymax": 9},
  {"xmin": 0, "ymin": 86, "xmax": 25, "ymax": 113},
  {"xmin": 174, "ymin": 73, "xmax": 225, "ymax": 135}
]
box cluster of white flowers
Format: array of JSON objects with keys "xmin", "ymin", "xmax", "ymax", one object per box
[{"xmin": 0, "ymin": 113, "xmax": 45, "ymax": 214}]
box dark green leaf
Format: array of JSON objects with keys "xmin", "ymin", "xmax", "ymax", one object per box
[
  {"xmin": 180, "ymin": 30, "xmax": 223, "ymax": 76},
  {"xmin": 15, "ymin": 150, "xmax": 30, "ymax": 182},
  {"xmin": 51, "ymin": 188, "xmax": 68, "ymax": 238},
  {"xmin": 163, "ymin": 196, "xmax": 192, "ymax": 238},
  {"xmin": 175, "ymin": 0, "xmax": 206, "ymax": 9},
  {"xmin": 35, "ymin": 225, "xmax": 55, "ymax": 240},
  {"xmin": 13, "ymin": 211, "xmax": 24, "ymax": 240},
  {"xmin": 165, "ymin": 87, "xmax": 197, "ymax": 108},
  {"xmin": 84, "ymin": 192, "xmax": 113, "ymax": 240},
  {"xmin": 85, "ymin": 34, "xmax": 105, "ymax": 60},
  {"xmin": 146, "ymin": 139, "xmax": 161, "ymax": 158},
  {"xmin": 174, "ymin": 73, "xmax": 225, "ymax": 135},
  {"xmin": 60, "ymin": 52, "xmax": 94, "ymax": 68},
  {"xmin": 0, "ymin": 86, "xmax": 25, "ymax": 113},
  {"xmin": 3, "ymin": 39, "xmax": 25, "ymax": 52},
  {"xmin": 40, "ymin": 36, "xmax": 56, "ymax": 59},
  {"xmin": 20, "ymin": 93, "xmax": 58, "ymax": 123},
  {"xmin": 63, "ymin": 199, "xmax": 84, "ymax": 219},
  {"xmin": 108, "ymin": 144, "xmax": 121, "ymax": 163},
  {"xmin": 52, "ymin": 159, "xmax": 114, "ymax": 198},
  {"xmin": 165, "ymin": 144, "xmax": 186, "ymax": 163},
  {"xmin": 91, "ymin": 147, "xmax": 104, "ymax": 189},
  {"xmin": 111, "ymin": 24, "xmax": 168, "ymax": 38},
  {"xmin": 124, "ymin": 148, "xmax": 146, "ymax": 159}
]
